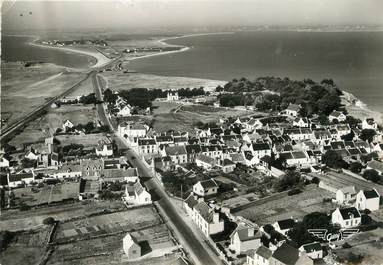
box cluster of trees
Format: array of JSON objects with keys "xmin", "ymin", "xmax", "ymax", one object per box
[
  {"xmin": 362, "ymin": 169, "xmax": 382, "ymax": 184},
  {"xmin": 322, "ymin": 150, "xmax": 348, "ymax": 169},
  {"xmin": 98, "ymin": 190, "xmax": 123, "ymax": 200},
  {"xmin": 273, "ymin": 170, "xmax": 303, "ymax": 192},
  {"xmin": 79, "ymin": 93, "xmax": 100, "ymax": 105},
  {"xmin": 108, "ymin": 87, "xmax": 207, "ymax": 109},
  {"xmin": 59, "ymin": 143, "xmax": 85, "ymax": 157},
  {"xmin": 288, "ymin": 212, "xmax": 332, "ymax": 246},
  {"xmin": 161, "ymin": 169, "xmax": 196, "ymax": 198},
  {"xmin": 65, "ymin": 122, "xmax": 109, "ymax": 134},
  {"xmin": 217, "ymin": 76, "xmax": 342, "ymax": 116}
]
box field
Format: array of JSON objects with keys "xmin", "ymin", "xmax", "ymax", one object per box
[
  {"xmin": 234, "ymin": 185, "xmax": 335, "ymax": 225},
  {"xmin": 1, "ymin": 62, "xmax": 86, "ymax": 127},
  {"xmin": 54, "ymin": 206, "xmax": 162, "ymax": 242},
  {"xmin": 44, "ymin": 104, "xmax": 99, "ymax": 134},
  {"xmin": 150, "ymin": 103, "xmax": 249, "ymax": 133},
  {"xmin": 12, "ymin": 182, "xmax": 80, "ymax": 207},
  {"xmin": 56, "ymin": 133, "xmax": 109, "ymax": 147},
  {"xmin": 333, "ymin": 228, "xmax": 383, "ymax": 265},
  {"xmin": 0, "ymin": 227, "xmax": 51, "ymax": 265},
  {"xmin": 100, "ymin": 71, "xmax": 225, "ymax": 91},
  {"xmin": 0, "ymin": 201, "xmax": 126, "ymax": 231}
]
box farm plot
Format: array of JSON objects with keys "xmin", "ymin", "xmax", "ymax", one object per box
[
  {"xmin": 54, "ymin": 206, "xmax": 162, "ymax": 242},
  {"xmin": 234, "ymin": 185, "xmax": 335, "ymax": 225}
]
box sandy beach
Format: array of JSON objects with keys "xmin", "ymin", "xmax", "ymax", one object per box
[
  {"xmin": 29, "ymin": 41, "xmax": 112, "ymax": 68},
  {"xmin": 342, "ymin": 90, "xmax": 383, "ymax": 125}
]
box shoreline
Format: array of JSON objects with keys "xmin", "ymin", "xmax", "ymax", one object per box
[{"xmin": 29, "ymin": 40, "xmax": 112, "ymax": 68}]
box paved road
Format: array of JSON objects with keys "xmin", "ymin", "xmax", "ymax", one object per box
[{"xmin": 92, "ymin": 73, "xmax": 221, "ymax": 265}]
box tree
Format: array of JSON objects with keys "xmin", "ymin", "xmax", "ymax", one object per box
[
  {"xmin": 349, "ymin": 162, "xmax": 363, "ymax": 174},
  {"xmin": 362, "ymin": 169, "xmax": 381, "ymax": 183},
  {"xmin": 322, "ymin": 150, "xmax": 346, "ymax": 169},
  {"xmin": 103, "ymin": 88, "xmax": 118, "ymax": 104},
  {"xmin": 360, "ymin": 129, "xmax": 376, "ymax": 143},
  {"xmin": 43, "ymin": 217, "xmax": 56, "ymax": 225},
  {"xmin": 341, "ymin": 130, "xmax": 355, "ymax": 141},
  {"xmin": 273, "ymin": 170, "xmax": 302, "ymax": 192}
]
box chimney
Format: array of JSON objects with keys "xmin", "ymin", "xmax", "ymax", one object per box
[{"xmin": 248, "ymin": 227, "xmax": 255, "ymax": 237}]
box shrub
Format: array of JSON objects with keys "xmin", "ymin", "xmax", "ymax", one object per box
[
  {"xmin": 288, "ymin": 188, "xmax": 302, "ymax": 196},
  {"xmin": 43, "ymin": 217, "xmax": 56, "ymax": 225}
]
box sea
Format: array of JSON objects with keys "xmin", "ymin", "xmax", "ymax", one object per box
[
  {"xmin": 1, "ymin": 35, "xmax": 92, "ymax": 68},
  {"xmin": 129, "ymin": 31, "xmax": 383, "ymax": 113},
  {"xmin": 2, "ymin": 31, "xmax": 383, "ymax": 112}
]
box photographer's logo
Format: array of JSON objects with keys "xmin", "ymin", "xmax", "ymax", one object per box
[{"xmin": 308, "ymin": 228, "xmax": 359, "ymax": 242}]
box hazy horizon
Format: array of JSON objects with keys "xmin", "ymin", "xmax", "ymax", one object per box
[{"xmin": 2, "ymin": 0, "xmax": 383, "ymax": 32}]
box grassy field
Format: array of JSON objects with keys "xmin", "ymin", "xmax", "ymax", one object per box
[
  {"xmin": 0, "ymin": 227, "xmax": 51, "ymax": 265},
  {"xmin": 44, "ymin": 104, "xmax": 99, "ymax": 134},
  {"xmin": 150, "ymin": 103, "xmax": 249, "ymax": 133},
  {"xmin": 100, "ymin": 72, "xmax": 225, "ymax": 91},
  {"xmin": 1, "ymin": 62, "xmax": 86, "ymax": 127},
  {"xmin": 234, "ymin": 185, "xmax": 335, "ymax": 225},
  {"xmin": 0, "ymin": 201, "xmax": 126, "ymax": 231},
  {"xmin": 56, "ymin": 133, "xmax": 109, "ymax": 147},
  {"xmin": 12, "ymin": 182, "xmax": 80, "ymax": 207}
]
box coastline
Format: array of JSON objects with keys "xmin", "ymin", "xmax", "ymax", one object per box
[
  {"xmin": 341, "ymin": 90, "xmax": 383, "ymax": 125},
  {"xmin": 20, "ymin": 32, "xmax": 383, "ymax": 123},
  {"xmin": 29, "ymin": 41, "xmax": 112, "ymax": 68}
]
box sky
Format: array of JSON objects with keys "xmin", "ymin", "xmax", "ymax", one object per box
[{"xmin": 2, "ymin": 0, "xmax": 383, "ymax": 31}]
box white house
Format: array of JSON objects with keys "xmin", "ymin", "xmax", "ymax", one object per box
[
  {"xmin": 62, "ymin": 119, "xmax": 74, "ymax": 132},
  {"xmin": 7, "ymin": 172, "xmax": 35, "ymax": 188},
  {"xmin": 362, "ymin": 118, "xmax": 378, "ymax": 130},
  {"xmin": 125, "ymin": 180, "xmax": 152, "ymax": 205},
  {"xmin": 329, "ymin": 111, "xmax": 346, "ymax": 123},
  {"xmin": 221, "ymin": 159, "xmax": 236, "ymax": 173},
  {"xmin": 285, "ymin": 103, "xmax": 301, "ymax": 117},
  {"xmin": 195, "ymin": 154, "xmax": 217, "ymax": 170},
  {"xmin": 95, "ymin": 141, "xmax": 113, "ymax": 157},
  {"xmin": 273, "ymin": 218, "xmax": 296, "ymax": 236},
  {"xmin": 331, "ymin": 207, "xmax": 361, "ymax": 228},
  {"xmin": 192, "ymin": 201, "xmax": 224, "ymax": 237},
  {"xmin": 123, "ymin": 233, "xmax": 141, "ymax": 260},
  {"xmin": 167, "ymin": 91, "xmax": 179, "ymax": 101},
  {"xmin": 53, "ymin": 164, "xmax": 82, "ymax": 179},
  {"xmin": 299, "ymin": 242, "xmax": 323, "ymax": 260},
  {"xmin": 184, "ymin": 194, "xmax": 199, "ymax": 216},
  {"xmin": 118, "ymin": 122, "xmax": 148, "ymax": 138},
  {"xmin": 137, "ymin": 138, "xmax": 158, "ymax": 155},
  {"xmin": 25, "ymin": 150, "xmax": 39, "ymax": 161},
  {"xmin": 117, "ymin": 104, "xmax": 132, "ymax": 117},
  {"xmin": 293, "ymin": 117, "xmax": 309, "ymax": 128},
  {"xmin": 246, "ymin": 245, "xmax": 272, "ymax": 265},
  {"xmin": 356, "ymin": 189, "xmax": 380, "ymax": 212},
  {"xmin": 193, "ymin": 179, "xmax": 218, "ymax": 197},
  {"xmin": 229, "ymin": 225, "xmax": 261, "ymax": 254},
  {"xmin": 164, "ymin": 145, "xmax": 188, "ymax": 164},
  {"xmin": 336, "ymin": 186, "xmax": 357, "ymax": 205},
  {"xmin": 0, "ymin": 156, "xmax": 10, "ymax": 168}
]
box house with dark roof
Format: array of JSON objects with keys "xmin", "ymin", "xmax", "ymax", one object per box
[
  {"xmin": 332, "ymin": 207, "xmax": 361, "ymax": 228},
  {"xmin": 271, "ymin": 243, "xmax": 313, "ymax": 265},
  {"xmin": 220, "ymin": 159, "xmax": 236, "ymax": 173},
  {"xmin": 356, "ymin": 189, "xmax": 380, "ymax": 212},
  {"xmin": 329, "ymin": 110, "xmax": 346, "ymax": 123},
  {"xmin": 367, "ymin": 160, "xmax": 383, "ymax": 175},
  {"xmin": 273, "ymin": 218, "xmax": 296, "ymax": 236},
  {"xmin": 137, "ymin": 138, "xmax": 157, "ymax": 155},
  {"xmin": 193, "ymin": 178, "xmax": 218, "ymax": 197},
  {"xmin": 299, "ymin": 242, "xmax": 323, "ymax": 260},
  {"xmin": 195, "ymin": 154, "xmax": 217, "ymax": 171},
  {"xmin": 285, "ymin": 103, "xmax": 301, "ymax": 117},
  {"xmin": 246, "ymin": 245, "xmax": 273, "ymax": 265},
  {"xmin": 164, "ymin": 145, "xmax": 187, "ymax": 164},
  {"xmin": 184, "ymin": 194, "xmax": 199, "ymax": 216},
  {"xmin": 192, "ymin": 201, "xmax": 224, "ymax": 237},
  {"xmin": 336, "ymin": 186, "xmax": 357, "ymax": 205},
  {"xmin": 229, "ymin": 224, "xmax": 261, "ymax": 254},
  {"xmin": 124, "ymin": 180, "xmax": 152, "ymax": 205},
  {"xmin": 185, "ymin": 145, "xmax": 202, "ymax": 163},
  {"xmin": 293, "ymin": 117, "xmax": 309, "ymax": 128},
  {"xmin": 7, "ymin": 172, "xmax": 35, "ymax": 188}
]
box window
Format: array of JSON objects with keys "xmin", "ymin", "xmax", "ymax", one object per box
[{"xmin": 345, "ymin": 220, "xmax": 349, "ymax": 226}]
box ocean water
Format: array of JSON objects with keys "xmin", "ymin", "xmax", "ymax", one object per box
[
  {"xmin": 128, "ymin": 31, "xmax": 383, "ymax": 112},
  {"xmin": 1, "ymin": 35, "xmax": 93, "ymax": 68}
]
